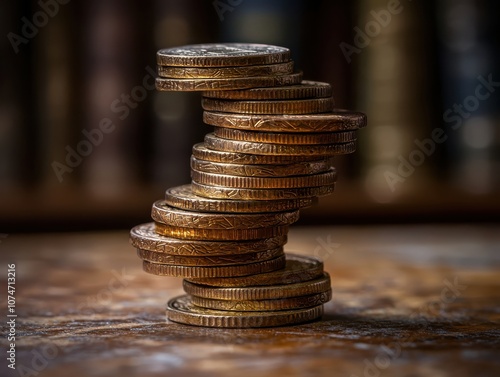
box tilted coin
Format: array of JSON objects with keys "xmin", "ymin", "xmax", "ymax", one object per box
[
  {"xmin": 191, "ymin": 289, "xmax": 332, "ymax": 311},
  {"xmin": 191, "ymin": 168, "xmax": 337, "ymax": 189},
  {"xmin": 213, "ymin": 127, "xmax": 357, "ymax": 145},
  {"xmin": 165, "ymin": 184, "xmax": 315, "ymax": 213},
  {"xmin": 183, "ymin": 273, "xmax": 331, "ymax": 300},
  {"xmin": 192, "ymin": 181, "xmax": 335, "ymax": 200},
  {"xmin": 143, "ymin": 254, "xmax": 286, "ymax": 278},
  {"xmin": 151, "ymin": 200, "xmax": 299, "ymax": 229},
  {"xmin": 201, "ymin": 97, "xmax": 334, "ymax": 115},
  {"xmin": 167, "ymin": 295, "xmax": 324, "ymax": 328},
  {"xmin": 130, "ymin": 222, "xmax": 287, "ymax": 255},
  {"xmin": 191, "ymin": 156, "xmax": 333, "ymax": 178},
  {"xmin": 203, "ymin": 80, "xmax": 333, "ymax": 100},
  {"xmin": 157, "ymin": 43, "xmax": 290, "ymax": 67},
  {"xmin": 154, "ymin": 222, "xmax": 289, "ymax": 241},
  {"xmin": 155, "ymin": 72, "xmax": 302, "ymax": 92},
  {"xmin": 192, "ymin": 143, "xmax": 320, "ymax": 165},
  {"xmin": 137, "ymin": 246, "xmax": 283, "ymax": 266},
  {"xmin": 188, "ymin": 253, "xmax": 324, "ymax": 287},
  {"xmin": 158, "ymin": 61, "xmax": 293, "ymax": 79},
  {"xmin": 203, "ymin": 109, "xmax": 367, "ymax": 132},
  {"xmin": 204, "ymin": 133, "xmax": 357, "ymax": 156}
]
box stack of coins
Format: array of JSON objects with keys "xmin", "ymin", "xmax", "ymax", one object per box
[{"xmin": 129, "ymin": 43, "xmax": 366, "ymax": 328}]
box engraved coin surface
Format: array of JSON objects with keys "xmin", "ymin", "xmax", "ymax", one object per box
[
  {"xmin": 191, "ymin": 289, "xmax": 332, "ymax": 311},
  {"xmin": 143, "ymin": 254, "xmax": 286, "ymax": 278},
  {"xmin": 191, "ymin": 156, "xmax": 333, "ymax": 178},
  {"xmin": 137, "ymin": 246, "xmax": 283, "ymax": 266},
  {"xmin": 213, "ymin": 127, "xmax": 357, "ymax": 145},
  {"xmin": 204, "ymin": 133, "xmax": 357, "ymax": 156},
  {"xmin": 155, "ymin": 72, "xmax": 302, "ymax": 92},
  {"xmin": 167, "ymin": 295, "xmax": 324, "ymax": 328},
  {"xmin": 203, "ymin": 109, "xmax": 367, "ymax": 132},
  {"xmin": 154, "ymin": 222, "xmax": 289, "ymax": 241},
  {"xmin": 158, "ymin": 61, "xmax": 293, "ymax": 79},
  {"xmin": 191, "ymin": 168, "xmax": 337, "ymax": 189},
  {"xmin": 151, "ymin": 200, "xmax": 300, "ymax": 229},
  {"xmin": 130, "ymin": 223, "xmax": 287, "ymax": 255},
  {"xmin": 189, "ymin": 254, "xmax": 324, "ymax": 287},
  {"xmin": 203, "ymin": 80, "xmax": 333, "ymax": 100},
  {"xmin": 201, "ymin": 97, "xmax": 334, "ymax": 115},
  {"xmin": 183, "ymin": 273, "xmax": 331, "ymax": 300},
  {"xmin": 157, "ymin": 43, "xmax": 291, "ymax": 67},
  {"xmin": 165, "ymin": 184, "xmax": 315, "ymax": 213}
]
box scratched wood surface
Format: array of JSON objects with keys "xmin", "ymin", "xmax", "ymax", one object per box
[{"xmin": 1, "ymin": 225, "xmax": 499, "ymax": 377}]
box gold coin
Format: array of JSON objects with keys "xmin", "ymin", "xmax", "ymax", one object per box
[
  {"xmin": 191, "ymin": 289, "xmax": 332, "ymax": 311},
  {"xmin": 156, "ymin": 43, "xmax": 290, "ymax": 67},
  {"xmin": 191, "ymin": 156, "xmax": 333, "ymax": 178},
  {"xmin": 143, "ymin": 254, "xmax": 286, "ymax": 278},
  {"xmin": 155, "ymin": 72, "xmax": 302, "ymax": 92},
  {"xmin": 130, "ymin": 223, "xmax": 287, "ymax": 255},
  {"xmin": 213, "ymin": 127, "xmax": 357, "ymax": 145},
  {"xmin": 191, "ymin": 168, "xmax": 337, "ymax": 189},
  {"xmin": 167, "ymin": 295, "xmax": 324, "ymax": 328},
  {"xmin": 154, "ymin": 222, "xmax": 289, "ymax": 241},
  {"xmin": 203, "ymin": 80, "xmax": 333, "ymax": 100},
  {"xmin": 203, "ymin": 109, "xmax": 367, "ymax": 132},
  {"xmin": 201, "ymin": 97, "xmax": 334, "ymax": 114},
  {"xmin": 192, "ymin": 181, "xmax": 335, "ymax": 200},
  {"xmin": 137, "ymin": 246, "xmax": 283, "ymax": 266},
  {"xmin": 192, "ymin": 143, "xmax": 320, "ymax": 164},
  {"xmin": 165, "ymin": 184, "xmax": 315, "ymax": 213},
  {"xmin": 183, "ymin": 273, "xmax": 331, "ymax": 300},
  {"xmin": 188, "ymin": 253, "xmax": 324, "ymax": 287},
  {"xmin": 204, "ymin": 133, "xmax": 356, "ymax": 156},
  {"xmin": 151, "ymin": 200, "xmax": 299, "ymax": 229},
  {"xmin": 158, "ymin": 61, "xmax": 293, "ymax": 79}
]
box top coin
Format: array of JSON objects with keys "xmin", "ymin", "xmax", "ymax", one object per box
[{"xmin": 157, "ymin": 43, "xmax": 290, "ymax": 67}]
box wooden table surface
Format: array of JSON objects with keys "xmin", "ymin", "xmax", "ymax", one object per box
[{"xmin": 1, "ymin": 224, "xmax": 499, "ymax": 377}]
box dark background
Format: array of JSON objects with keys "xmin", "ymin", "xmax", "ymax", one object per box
[{"xmin": 1, "ymin": 0, "xmax": 499, "ymax": 232}]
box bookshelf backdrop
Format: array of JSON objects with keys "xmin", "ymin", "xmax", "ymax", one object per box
[{"xmin": 1, "ymin": 0, "xmax": 499, "ymax": 232}]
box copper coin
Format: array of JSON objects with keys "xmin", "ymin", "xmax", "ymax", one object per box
[
  {"xmin": 203, "ymin": 80, "xmax": 333, "ymax": 100},
  {"xmin": 130, "ymin": 222, "xmax": 287, "ymax": 255},
  {"xmin": 167, "ymin": 295, "xmax": 323, "ymax": 328},
  {"xmin": 164, "ymin": 184, "xmax": 315, "ymax": 213},
  {"xmin": 203, "ymin": 109, "xmax": 367, "ymax": 132}
]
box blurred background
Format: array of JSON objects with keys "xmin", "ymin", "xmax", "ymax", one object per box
[{"xmin": 0, "ymin": 0, "xmax": 499, "ymax": 232}]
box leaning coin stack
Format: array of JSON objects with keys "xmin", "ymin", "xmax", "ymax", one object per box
[{"xmin": 129, "ymin": 43, "xmax": 366, "ymax": 328}]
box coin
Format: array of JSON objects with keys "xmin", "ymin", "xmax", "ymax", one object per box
[
  {"xmin": 192, "ymin": 181, "xmax": 335, "ymax": 200},
  {"xmin": 167, "ymin": 295, "xmax": 323, "ymax": 328},
  {"xmin": 151, "ymin": 200, "xmax": 300, "ymax": 229},
  {"xmin": 204, "ymin": 133, "xmax": 356, "ymax": 156},
  {"xmin": 188, "ymin": 254, "xmax": 324, "ymax": 287},
  {"xmin": 201, "ymin": 97, "xmax": 334, "ymax": 114},
  {"xmin": 165, "ymin": 185, "xmax": 315, "ymax": 213},
  {"xmin": 213, "ymin": 127, "xmax": 357, "ymax": 145},
  {"xmin": 130, "ymin": 223, "xmax": 287, "ymax": 255},
  {"xmin": 191, "ymin": 289, "xmax": 332, "ymax": 311},
  {"xmin": 158, "ymin": 61, "xmax": 294, "ymax": 79},
  {"xmin": 203, "ymin": 109, "xmax": 367, "ymax": 132},
  {"xmin": 203, "ymin": 80, "xmax": 333, "ymax": 100},
  {"xmin": 143, "ymin": 254, "xmax": 286, "ymax": 278},
  {"xmin": 191, "ymin": 156, "xmax": 333, "ymax": 178},
  {"xmin": 157, "ymin": 43, "xmax": 290, "ymax": 67},
  {"xmin": 155, "ymin": 72, "xmax": 302, "ymax": 92},
  {"xmin": 191, "ymin": 168, "xmax": 337, "ymax": 189},
  {"xmin": 192, "ymin": 143, "xmax": 320, "ymax": 165},
  {"xmin": 183, "ymin": 273, "xmax": 331, "ymax": 300},
  {"xmin": 154, "ymin": 222, "xmax": 289, "ymax": 241},
  {"xmin": 137, "ymin": 246, "xmax": 284, "ymax": 266}
]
